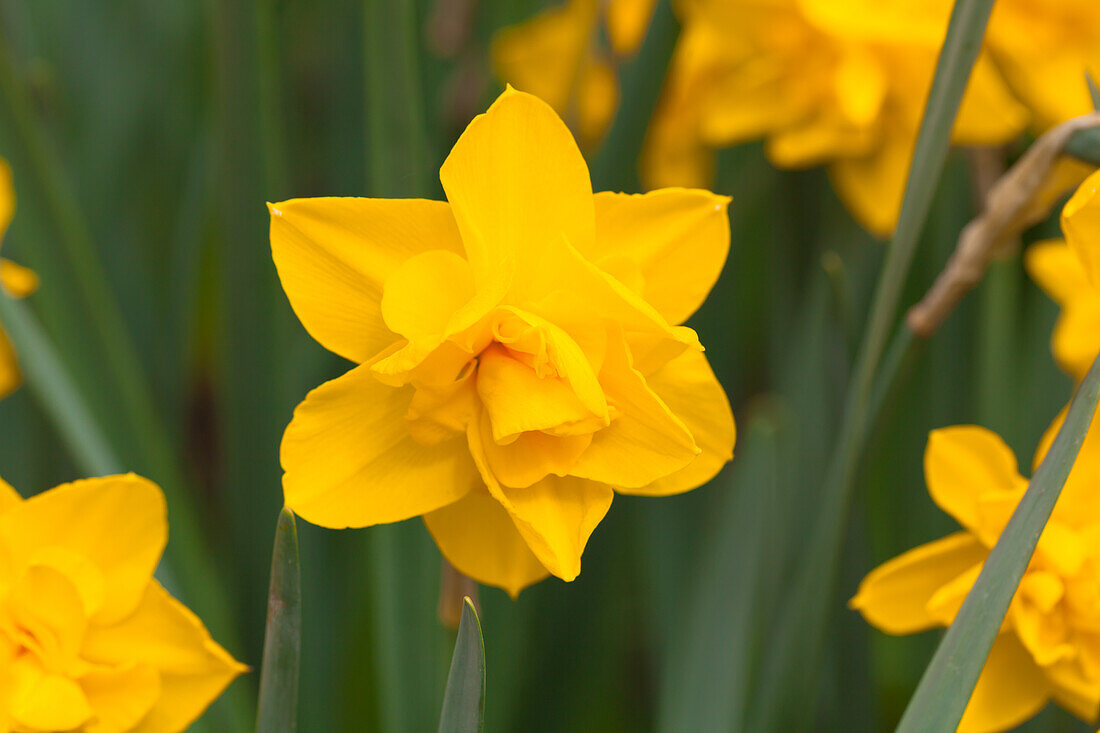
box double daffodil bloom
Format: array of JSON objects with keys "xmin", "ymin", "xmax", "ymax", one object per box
[
  {"xmin": 0, "ymin": 159, "xmax": 39, "ymax": 399},
  {"xmin": 492, "ymin": 0, "xmax": 656, "ymax": 147},
  {"xmin": 988, "ymin": 0, "xmax": 1100, "ymax": 131},
  {"xmin": 644, "ymin": 0, "xmax": 1028, "ymax": 236},
  {"xmin": 1027, "ymin": 168, "xmax": 1100, "ymax": 382},
  {"xmin": 852, "ymin": 412, "xmax": 1100, "ymax": 732},
  {"xmin": 0, "ymin": 474, "xmax": 245, "ymax": 732},
  {"xmin": 271, "ymin": 87, "xmax": 735, "ymax": 596}
]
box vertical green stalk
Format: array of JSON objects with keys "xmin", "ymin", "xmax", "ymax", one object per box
[
  {"xmin": 256, "ymin": 508, "xmax": 302, "ymax": 733},
  {"xmin": 975, "ymin": 259, "xmax": 1018, "ymax": 434},
  {"xmin": 438, "ymin": 598, "xmax": 486, "ymax": 733},
  {"xmin": 749, "ymin": 0, "xmax": 999, "ymax": 728}
]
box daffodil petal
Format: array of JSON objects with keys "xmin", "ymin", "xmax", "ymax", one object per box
[
  {"xmin": 1026, "ymin": 240, "xmax": 1093, "ymax": 305},
  {"xmin": 81, "ymin": 664, "xmax": 161, "ymax": 733},
  {"xmin": 424, "ymin": 489, "xmax": 550, "ymax": 598},
  {"xmin": 624, "ymin": 348, "xmax": 734, "ymax": 496},
  {"xmin": 10, "ymin": 661, "xmax": 93, "ymax": 732},
  {"xmin": 924, "ymin": 426, "xmax": 1027, "ymax": 540},
  {"xmin": 439, "ymin": 87, "xmax": 595, "ymax": 300},
  {"xmin": 0, "ymin": 260, "xmax": 37, "ymax": 299},
  {"xmin": 281, "ymin": 363, "xmax": 479, "ymax": 528},
  {"xmin": 83, "ymin": 580, "xmax": 245, "ymax": 733},
  {"xmin": 1045, "ymin": 656, "xmax": 1100, "ymax": 722},
  {"xmin": 569, "ymin": 330, "xmax": 698, "ymax": 489},
  {"xmin": 828, "ymin": 133, "xmax": 912, "ymax": 238},
  {"xmin": 0, "ymin": 158, "xmax": 13, "ymax": 244},
  {"xmin": 957, "ymin": 633, "xmax": 1051, "ymax": 733},
  {"xmin": 490, "ymin": 0, "xmax": 598, "ymax": 116},
  {"xmin": 8, "ymin": 565, "xmax": 88, "ymax": 665},
  {"xmin": 0, "ymin": 475, "xmax": 19, "ymax": 513},
  {"xmin": 591, "ymin": 189, "xmax": 730, "ymax": 325},
  {"xmin": 468, "ymin": 417, "xmax": 612, "ymax": 581},
  {"xmin": 1052, "ymin": 300, "xmax": 1100, "ymax": 382},
  {"xmin": 269, "ymin": 197, "xmax": 465, "ymax": 364},
  {"xmin": 1062, "ymin": 169, "xmax": 1100, "ymax": 289},
  {"xmin": 0, "ymin": 474, "xmax": 166, "ymax": 625},
  {"xmin": 605, "ymin": 0, "xmax": 656, "ymax": 56},
  {"xmin": 480, "ymin": 409, "xmax": 592, "ymax": 488},
  {"xmin": 850, "ymin": 532, "xmax": 987, "ymax": 634},
  {"xmin": 0, "ymin": 328, "xmax": 20, "ymax": 401},
  {"xmin": 380, "ymin": 249, "xmax": 476, "ymax": 343}
]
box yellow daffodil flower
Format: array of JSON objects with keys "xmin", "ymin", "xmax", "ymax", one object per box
[
  {"xmin": 852, "ymin": 410, "xmax": 1100, "ymax": 732},
  {"xmin": 988, "ymin": 0, "xmax": 1100, "ymax": 131},
  {"xmin": 271, "ymin": 87, "xmax": 735, "ymax": 596},
  {"xmin": 1027, "ymin": 168, "xmax": 1100, "ymax": 382},
  {"xmin": 644, "ymin": 0, "xmax": 1028, "ymax": 236},
  {"xmin": 0, "ymin": 159, "xmax": 39, "ymax": 399},
  {"xmin": 491, "ymin": 0, "xmax": 656, "ymax": 147},
  {"xmin": 0, "ymin": 473, "xmax": 245, "ymax": 732}
]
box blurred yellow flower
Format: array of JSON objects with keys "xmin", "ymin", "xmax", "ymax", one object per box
[
  {"xmin": 0, "ymin": 473, "xmax": 245, "ymax": 732},
  {"xmin": 491, "ymin": 0, "xmax": 656, "ymax": 147},
  {"xmin": 0, "ymin": 158, "xmax": 39, "ymax": 400},
  {"xmin": 852, "ymin": 414, "xmax": 1100, "ymax": 732},
  {"xmin": 1027, "ymin": 168, "xmax": 1100, "ymax": 381},
  {"xmin": 644, "ymin": 0, "xmax": 1028, "ymax": 236},
  {"xmin": 271, "ymin": 87, "xmax": 735, "ymax": 596},
  {"xmin": 988, "ymin": 0, "xmax": 1100, "ymax": 131}
]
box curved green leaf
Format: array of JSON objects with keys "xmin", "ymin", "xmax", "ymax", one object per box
[
  {"xmin": 256, "ymin": 507, "xmax": 302, "ymax": 733},
  {"xmin": 439, "ymin": 597, "xmax": 485, "ymax": 733}
]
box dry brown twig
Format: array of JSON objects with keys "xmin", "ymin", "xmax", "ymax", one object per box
[{"xmin": 906, "ymin": 112, "xmax": 1100, "ymax": 337}]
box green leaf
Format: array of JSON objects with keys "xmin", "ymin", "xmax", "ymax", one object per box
[
  {"xmin": 439, "ymin": 597, "xmax": 486, "ymax": 733},
  {"xmin": 748, "ymin": 0, "xmax": 998, "ymax": 728},
  {"xmin": 895, "ymin": 352, "xmax": 1100, "ymax": 733},
  {"xmin": 256, "ymin": 507, "xmax": 302, "ymax": 733}
]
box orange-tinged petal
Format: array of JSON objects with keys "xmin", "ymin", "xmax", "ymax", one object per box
[
  {"xmin": 569, "ymin": 331, "xmax": 698, "ymax": 489},
  {"xmin": 424, "ymin": 489, "xmax": 550, "ymax": 597},
  {"xmin": 479, "ymin": 410, "xmax": 592, "ymax": 489},
  {"xmin": 0, "ymin": 329, "xmax": 20, "ymax": 401},
  {"xmin": 269, "ymin": 197, "xmax": 465, "ymax": 364},
  {"xmin": 924, "ymin": 426, "xmax": 1027, "ymax": 541},
  {"xmin": 850, "ymin": 532, "xmax": 987, "ymax": 634},
  {"xmin": 282, "ymin": 364, "xmax": 478, "ymax": 528},
  {"xmin": 468, "ymin": 416, "xmax": 612, "ymax": 581},
  {"xmin": 439, "ymin": 87, "xmax": 595, "ymax": 301},
  {"xmin": 625, "ymin": 348, "xmax": 734, "ymax": 496},
  {"xmin": 590, "ymin": 189, "xmax": 730, "ymax": 325},
  {"xmin": 0, "ymin": 474, "xmax": 166, "ymax": 625},
  {"xmin": 957, "ymin": 633, "xmax": 1051, "ymax": 733},
  {"xmin": 1062, "ymin": 169, "xmax": 1100, "ymax": 289},
  {"xmin": 81, "ymin": 664, "xmax": 160, "ymax": 733},
  {"xmin": 10, "ymin": 659, "xmax": 93, "ymax": 732},
  {"xmin": 7, "ymin": 565, "xmax": 88, "ymax": 668},
  {"xmin": 0, "ymin": 260, "xmax": 37, "ymax": 299},
  {"xmin": 83, "ymin": 581, "xmax": 246, "ymax": 733},
  {"xmin": 0, "ymin": 158, "xmax": 13, "ymax": 244}
]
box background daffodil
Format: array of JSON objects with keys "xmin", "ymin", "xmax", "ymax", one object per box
[
  {"xmin": 852, "ymin": 411, "xmax": 1100, "ymax": 732},
  {"xmin": 643, "ymin": 0, "xmax": 1028, "ymax": 236},
  {"xmin": 1027, "ymin": 168, "xmax": 1100, "ymax": 382},
  {"xmin": 491, "ymin": 0, "xmax": 657, "ymax": 147},
  {"xmin": 0, "ymin": 158, "xmax": 38, "ymax": 400},
  {"xmin": 271, "ymin": 87, "xmax": 735, "ymax": 597},
  {"xmin": 988, "ymin": 0, "xmax": 1100, "ymax": 131},
  {"xmin": 0, "ymin": 473, "xmax": 245, "ymax": 732}
]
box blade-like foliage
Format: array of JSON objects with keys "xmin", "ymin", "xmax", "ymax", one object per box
[
  {"xmin": 256, "ymin": 507, "xmax": 302, "ymax": 733},
  {"xmin": 439, "ymin": 598, "xmax": 486, "ymax": 733}
]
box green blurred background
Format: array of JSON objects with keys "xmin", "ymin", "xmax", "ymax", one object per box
[{"xmin": 0, "ymin": 0, "xmax": 1086, "ymax": 730}]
